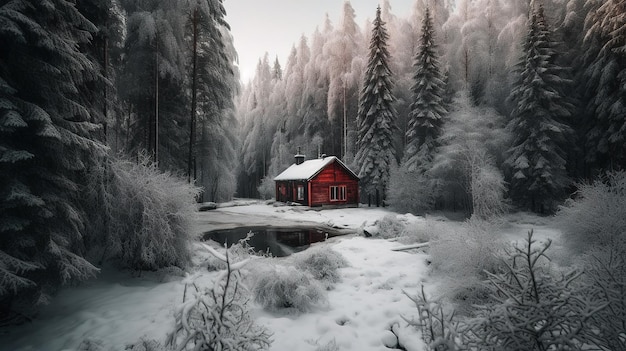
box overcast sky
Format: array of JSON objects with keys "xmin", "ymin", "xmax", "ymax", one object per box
[{"xmin": 224, "ymin": 0, "xmax": 415, "ymax": 82}]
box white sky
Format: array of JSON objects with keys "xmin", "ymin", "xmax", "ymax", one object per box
[{"xmin": 224, "ymin": 0, "xmax": 415, "ymax": 82}]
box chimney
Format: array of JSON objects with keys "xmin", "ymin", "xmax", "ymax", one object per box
[{"xmin": 295, "ymin": 147, "xmax": 305, "ymax": 165}]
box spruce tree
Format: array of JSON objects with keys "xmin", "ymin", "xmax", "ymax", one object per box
[
  {"xmin": 187, "ymin": 0, "xmax": 238, "ymax": 202},
  {"xmin": 504, "ymin": 6, "xmax": 574, "ymax": 213},
  {"xmin": 581, "ymin": 0, "xmax": 626, "ymax": 171},
  {"xmin": 403, "ymin": 7, "xmax": 447, "ymax": 173},
  {"xmin": 354, "ymin": 6, "xmax": 398, "ymax": 203},
  {"xmin": 0, "ymin": 0, "xmax": 105, "ymax": 311}
]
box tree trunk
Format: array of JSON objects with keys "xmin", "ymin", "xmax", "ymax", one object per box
[{"xmin": 188, "ymin": 8, "xmax": 199, "ymax": 183}]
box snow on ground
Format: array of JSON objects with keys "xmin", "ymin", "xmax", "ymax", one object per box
[
  {"xmin": 253, "ymin": 236, "xmax": 429, "ymax": 351},
  {"xmin": 195, "ymin": 200, "xmax": 399, "ymax": 233},
  {"xmin": 0, "ymin": 201, "xmax": 561, "ymax": 351}
]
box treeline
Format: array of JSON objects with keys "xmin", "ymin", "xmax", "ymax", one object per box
[
  {"xmin": 237, "ymin": 0, "xmax": 626, "ymax": 215},
  {"xmin": 0, "ymin": 0, "xmax": 237, "ymax": 320}
]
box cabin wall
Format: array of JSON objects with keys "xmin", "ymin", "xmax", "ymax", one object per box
[
  {"xmin": 275, "ymin": 180, "xmax": 308, "ymax": 205},
  {"xmin": 309, "ymin": 162, "xmax": 359, "ymax": 206}
]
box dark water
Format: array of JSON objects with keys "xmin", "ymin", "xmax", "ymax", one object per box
[{"xmin": 202, "ymin": 226, "xmax": 340, "ymax": 257}]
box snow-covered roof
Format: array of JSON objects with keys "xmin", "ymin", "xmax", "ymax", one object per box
[{"xmin": 274, "ymin": 156, "xmax": 358, "ymax": 181}]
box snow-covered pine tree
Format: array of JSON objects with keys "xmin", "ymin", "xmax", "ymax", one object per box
[
  {"xmin": 0, "ymin": 0, "xmax": 106, "ymax": 313},
  {"xmin": 504, "ymin": 5, "xmax": 575, "ymax": 214},
  {"xmin": 403, "ymin": 7, "xmax": 447, "ymax": 173},
  {"xmin": 354, "ymin": 5, "xmax": 398, "ymax": 204},
  {"xmin": 188, "ymin": 0, "xmax": 239, "ymax": 202},
  {"xmin": 119, "ymin": 0, "xmax": 188, "ymax": 171},
  {"xmin": 581, "ymin": 0, "xmax": 626, "ymax": 171}
]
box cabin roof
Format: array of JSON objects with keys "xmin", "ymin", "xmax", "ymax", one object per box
[{"xmin": 274, "ymin": 156, "xmax": 358, "ymax": 181}]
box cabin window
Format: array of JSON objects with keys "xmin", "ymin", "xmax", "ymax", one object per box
[
  {"xmin": 297, "ymin": 185, "xmax": 305, "ymax": 200},
  {"xmin": 330, "ymin": 185, "xmax": 346, "ymax": 201}
]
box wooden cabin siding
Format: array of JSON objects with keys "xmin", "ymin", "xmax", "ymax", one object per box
[
  {"xmin": 275, "ymin": 180, "xmax": 308, "ymax": 205},
  {"xmin": 309, "ymin": 162, "xmax": 359, "ymax": 207}
]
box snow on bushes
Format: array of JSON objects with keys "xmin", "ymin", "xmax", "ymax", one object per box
[
  {"xmin": 556, "ymin": 171, "xmax": 626, "ymax": 254},
  {"xmin": 578, "ymin": 242, "xmax": 626, "ymax": 350},
  {"xmin": 428, "ymin": 219, "xmax": 505, "ymax": 308},
  {"xmin": 555, "ymin": 171, "xmax": 626, "ymax": 349},
  {"xmin": 464, "ymin": 230, "xmax": 606, "ymax": 350},
  {"xmin": 90, "ymin": 157, "xmax": 201, "ymax": 271},
  {"xmin": 252, "ymin": 264, "xmax": 327, "ymax": 313},
  {"xmin": 167, "ymin": 248, "xmax": 271, "ymax": 351},
  {"xmin": 293, "ymin": 246, "xmax": 348, "ymax": 289}
]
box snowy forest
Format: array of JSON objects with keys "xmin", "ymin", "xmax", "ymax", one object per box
[
  {"xmin": 1, "ymin": 0, "xmax": 626, "ymax": 349},
  {"xmin": 0, "ymin": 0, "xmax": 238, "ymax": 321},
  {"xmin": 241, "ymin": 0, "xmax": 626, "ymax": 215}
]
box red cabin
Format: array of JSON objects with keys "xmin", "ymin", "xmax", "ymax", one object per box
[{"xmin": 274, "ymin": 155, "xmax": 359, "ymax": 207}]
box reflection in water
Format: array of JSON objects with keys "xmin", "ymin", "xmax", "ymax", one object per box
[{"xmin": 203, "ymin": 226, "xmax": 337, "ymax": 257}]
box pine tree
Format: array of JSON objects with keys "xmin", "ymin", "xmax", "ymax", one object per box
[
  {"xmin": 0, "ymin": 0, "xmax": 106, "ymax": 311},
  {"xmin": 581, "ymin": 0, "xmax": 626, "ymax": 171},
  {"xmin": 354, "ymin": 6, "xmax": 398, "ymax": 203},
  {"xmin": 186, "ymin": 0, "xmax": 238, "ymax": 202},
  {"xmin": 119, "ymin": 0, "xmax": 188, "ymax": 170},
  {"xmin": 504, "ymin": 6, "xmax": 575, "ymax": 213},
  {"xmin": 403, "ymin": 7, "xmax": 447, "ymax": 173}
]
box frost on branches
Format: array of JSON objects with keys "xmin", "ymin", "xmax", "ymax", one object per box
[
  {"xmin": 354, "ymin": 6, "xmax": 398, "ymax": 201},
  {"xmin": 464, "ymin": 230, "xmax": 606, "ymax": 351},
  {"xmin": 167, "ymin": 245, "xmax": 271, "ymax": 351}
]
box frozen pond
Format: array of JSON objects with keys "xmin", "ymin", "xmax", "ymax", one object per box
[{"xmin": 203, "ymin": 226, "xmax": 344, "ymax": 257}]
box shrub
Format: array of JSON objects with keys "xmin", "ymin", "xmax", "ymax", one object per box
[
  {"xmin": 257, "ymin": 176, "xmax": 275, "ymax": 200},
  {"xmin": 556, "ymin": 171, "xmax": 626, "ymax": 254},
  {"xmin": 376, "ymin": 214, "xmax": 407, "ymax": 239},
  {"xmin": 403, "ymin": 286, "xmax": 463, "ymax": 351},
  {"xmin": 397, "ymin": 218, "xmax": 446, "ymax": 245},
  {"xmin": 387, "ymin": 166, "xmax": 436, "ymax": 215},
  {"xmin": 294, "ymin": 247, "xmax": 348, "ymax": 289},
  {"xmin": 469, "ymin": 158, "xmax": 508, "ymax": 220},
  {"xmin": 252, "ymin": 265, "xmax": 327, "ymax": 313},
  {"xmin": 428, "ymin": 219, "xmax": 505, "ymax": 308},
  {"xmin": 87, "ymin": 157, "xmax": 201, "ymax": 271},
  {"xmin": 167, "ymin": 249, "xmax": 271, "ymax": 351},
  {"xmin": 578, "ymin": 242, "xmax": 626, "ymax": 350},
  {"xmin": 464, "ymin": 230, "xmax": 606, "ymax": 351}
]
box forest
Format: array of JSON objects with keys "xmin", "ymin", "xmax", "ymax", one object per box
[
  {"xmin": 0, "ymin": 0, "xmax": 625, "ymax": 345},
  {"xmin": 0, "ymin": 0, "xmax": 236, "ymax": 321},
  {"xmin": 240, "ymin": 0, "xmax": 626, "ymax": 217}
]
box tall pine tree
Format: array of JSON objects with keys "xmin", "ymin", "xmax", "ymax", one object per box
[
  {"xmin": 354, "ymin": 6, "xmax": 398, "ymax": 204},
  {"xmin": 581, "ymin": 0, "xmax": 626, "ymax": 171},
  {"xmin": 403, "ymin": 7, "xmax": 447, "ymax": 173},
  {"xmin": 191, "ymin": 0, "xmax": 239, "ymax": 202},
  {"xmin": 0, "ymin": 0, "xmax": 106, "ymax": 312},
  {"xmin": 504, "ymin": 5, "xmax": 574, "ymax": 213}
]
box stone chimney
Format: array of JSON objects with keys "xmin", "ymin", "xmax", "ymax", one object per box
[{"xmin": 295, "ymin": 147, "xmax": 305, "ymax": 165}]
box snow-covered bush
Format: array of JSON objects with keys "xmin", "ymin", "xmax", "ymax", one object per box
[
  {"xmin": 397, "ymin": 218, "xmax": 446, "ymax": 244},
  {"xmin": 464, "ymin": 230, "xmax": 605, "ymax": 350},
  {"xmin": 556, "ymin": 171, "xmax": 626, "ymax": 254},
  {"xmin": 87, "ymin": 157, "xmax": 201, "ymax": 271},
  {"xmin": 403, "ymin": 286, "xmax": 463, "ymax": 351},
  {"xmin": 252, "ymin": 265, "xmax": 327, "ymax": 313},
  {"xmin": 168, "ymin": 248, "xmax": 271, "ymax": 351},
  {"xmin": 375, "ymin": 214, "xmax": 407, "ymax": 239},
  {"xmin": 294, "ymin": 247, "xmax": 348, "ymax": 289},
  {"xmin": 554, "ymin": 171, "xmax": 626, "ymax": 349},
  {"xmin": 204, "ymin": 232, "xmax": 265, "ymax": 271},
  {"xmin": 578, "ymin": 242, "xmax": 626, "ymax": 350},
  {"xmin": 387, "ymin": 166, "xmax": 436, "ymax": 215},
  {"xmin": 469, "ymin": 155, "xmax": 508, "ymax": 220},
  {"xmin": 429, "ymin": 219, "xmax": 505, "ymax": 308},
  {"xmin": 257, "ymin": 176, "xmax": 275, "ymax": 200}
]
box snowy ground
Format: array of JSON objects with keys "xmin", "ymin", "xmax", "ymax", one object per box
[{"xmin": 0, "ymin": 201, "xmax": 562, "ymax": 351}]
